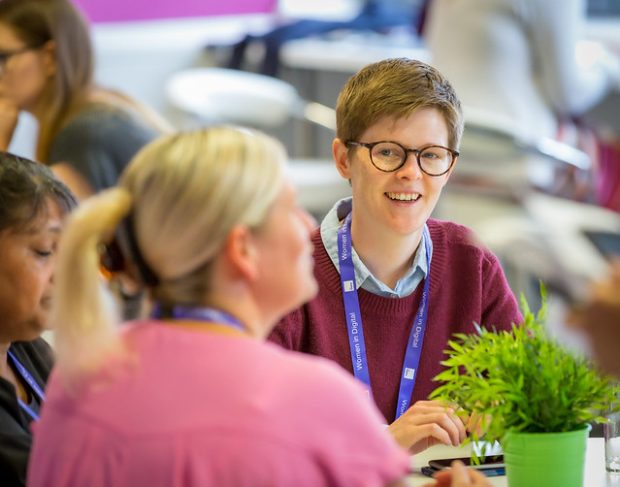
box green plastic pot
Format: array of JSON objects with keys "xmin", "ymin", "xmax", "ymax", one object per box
[{"xmin": 502, "ymin": 426, "xmax": 589, "ymax": 487}]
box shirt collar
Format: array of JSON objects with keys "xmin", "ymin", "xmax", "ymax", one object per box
[{"xmin": 320, "ymin": 197, "xmax": 432, "ymax": 298}]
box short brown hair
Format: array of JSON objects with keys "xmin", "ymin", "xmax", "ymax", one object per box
[{"xmin": 336, "ymin": 58, "xmax": 463, "ymax": 149}]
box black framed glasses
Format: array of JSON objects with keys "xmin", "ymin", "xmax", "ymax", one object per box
[
  {"xmin": 346, "ymin": 140, "xmax": 459, "ymax": 176},
  {"xmin": 0, "ymin": 45, "xmax": 42, "ymax": 74}
]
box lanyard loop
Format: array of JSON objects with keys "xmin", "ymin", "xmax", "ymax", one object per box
[
  {"xmin": 337, "ymin": 212, "xmax": 431, "ymax": 420},
  {"xmin": 7, "ymin": 350, "xmax": 46, "ymax": 421},
  {"xmin": 152, "ymin": 304, "xmax": 246, "ymax": 332}
]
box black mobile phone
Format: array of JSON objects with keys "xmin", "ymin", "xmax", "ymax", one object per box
[
  {"xmin": 428, "ymin": 454, "xmax": 505, "ymax": 471},
  {"xmin": 421, "ymin": 464, "xmax": 505, "ymax": 478}
]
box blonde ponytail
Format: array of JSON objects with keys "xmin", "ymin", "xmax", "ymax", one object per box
[
  {"xmin": 52, "ymin": 187, "xmax": 132, "ymax": 380},
  {"xmin": 51, "ymin": 126, "xmax": 288, "ymax": 381}
]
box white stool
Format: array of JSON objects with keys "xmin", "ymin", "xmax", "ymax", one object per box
[{"xmin": 165, "ymin": 67, "xmax": 347, "ymax": 217}]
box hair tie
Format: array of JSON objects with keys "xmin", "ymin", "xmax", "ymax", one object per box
[{"xmin": 120, "ymin": 212, "xmax": 160, "ymax": 287}]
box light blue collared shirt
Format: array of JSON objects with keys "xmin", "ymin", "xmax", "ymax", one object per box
[{"xmin": 320, "ymin": 198, "xmax": 432, "ymax": 298}]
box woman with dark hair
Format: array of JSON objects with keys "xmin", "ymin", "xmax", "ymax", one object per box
[
  {"xmin": 0, "ymin": 0, "xmax": 169, "ymax": 199},
  {"xmin": 0, "ymin": 151, "xmax": 76, "ymax": 486}
]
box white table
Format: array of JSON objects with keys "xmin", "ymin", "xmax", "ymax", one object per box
[{"xmin": 407, "ymin": 438, "xmax": 620, "ymax": 486}]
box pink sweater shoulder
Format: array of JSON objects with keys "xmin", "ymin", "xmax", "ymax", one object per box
[{"xmin": 270, "ymin": 219, "xmax": 521, "ymax": 422}]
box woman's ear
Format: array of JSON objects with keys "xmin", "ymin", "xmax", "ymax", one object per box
[
  {"xmin": 223, "ymin": 225, "xmax": 259, "ymax": 282},
  {"xmin": 333, "ymin": 138, "xmax": 351, "ymax": 180},
  {"xmin": 41, "ymin": 40, "xmax": 56, "ymax": 77}
]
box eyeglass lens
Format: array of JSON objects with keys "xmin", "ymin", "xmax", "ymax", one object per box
[
  {"xmin": 370, "ymin": 142, "xmax": 453, "ymax": 175},
  {"xmin": 0, "ymin": 46, "xmax": 35, "ymax": 73}
]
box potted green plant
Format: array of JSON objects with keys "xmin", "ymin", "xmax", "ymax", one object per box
[{"xmin": 431, "ymin": 286, "xmax": 618, "ymax": 487}]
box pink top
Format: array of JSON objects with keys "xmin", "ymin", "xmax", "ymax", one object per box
[
  {"xmin": 28, "ymin": 322, "xmax": 409, "ymax": 486},
  {"xmin": 270, "ymin": 219, "xmax": 522, "ymax": 423}
]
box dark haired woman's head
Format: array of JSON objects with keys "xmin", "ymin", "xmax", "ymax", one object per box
[
  {"xmin": 0, "ymin": 151, "xmax": 76, "ymax": 342},
  {"xmin": 0, "ymin": 151, "xmax": 76, "ymax": 233}
]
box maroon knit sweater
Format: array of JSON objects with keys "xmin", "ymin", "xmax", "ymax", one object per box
[{"xmin": 269, "ymin": 219, "xmax": 522, "ymax": 423}]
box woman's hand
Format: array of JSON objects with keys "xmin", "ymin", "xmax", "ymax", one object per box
[
  {"xmin": 0, "ymin": 95, "xmax": 20, "ymax": 150},
  {"xmin": 422, "ymin": 460, "xmax": 492, "ymax": 487},
  {"xmin": 387, "ymin": 400, "xmax": 467, "ymax": 454}
]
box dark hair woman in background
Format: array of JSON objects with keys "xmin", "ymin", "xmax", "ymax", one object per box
[{"xmin": 0, "ymin": 151, "xmax": 75, "ymax": 486}]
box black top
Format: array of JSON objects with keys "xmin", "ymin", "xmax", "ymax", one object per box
[{"xmin": 0, "ymin": 339, "xmax": 54, "ymax": 487}]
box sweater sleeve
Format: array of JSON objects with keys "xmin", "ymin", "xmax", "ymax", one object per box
[{"xmin": 480, "ymin": 248, "xmax": 523, "ymax": 332}]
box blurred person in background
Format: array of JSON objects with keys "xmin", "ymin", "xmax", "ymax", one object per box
[
  {"xmin": 0, "ymin": 152, "xmax": 75, "ymax": 487},
  {"xmin": 425, "ymin": 0, "xmax": 620, "ymax": 208},
  {"xmin": 28, "ymin": 126, "xmax": 415, "ymax": 487},
  {"xmin": 0, "ymin": 0, "xmax": 169, "ymax": 200},
  {"xmin": 569, "ymin": 261, "xmax": 620, "ymax": 377}
]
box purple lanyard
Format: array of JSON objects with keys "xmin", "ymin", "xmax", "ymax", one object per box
[
  {"xmin": 337, "ymin": 212, "xmax": 431, "ymax": 420},
  {"xmin": 151, "ymin": 304, "xmax": 246, "ymax": 332},
  {"xmin": 7, "ymin": 350, "xmax": 45, "ymax": 421}
]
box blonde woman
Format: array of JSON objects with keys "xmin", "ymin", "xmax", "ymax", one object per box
[
  {"xmin": 27, "ymin": 127, "xmax": 412, "ymax": 486},
  {"xmin": 0, "ymin": 0, "xmax": 169, "ymax": 199}
]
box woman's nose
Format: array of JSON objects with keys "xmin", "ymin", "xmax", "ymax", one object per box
[{"xmin": 396, "ymin": 153, "xmax": 423, "ymax": 179}]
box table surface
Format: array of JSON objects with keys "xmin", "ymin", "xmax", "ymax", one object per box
[{"xmin": 406, "ymin": 438, "xmax": 620, "ymax": 486}]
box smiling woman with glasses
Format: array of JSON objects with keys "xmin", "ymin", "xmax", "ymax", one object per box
[
  {"xmin": 269, "ymin": 59, "xmax": 522, "ymax": 471},
  {"xmin": 346, "ymin": 140, "xmax": 459, "ymax": 175}
]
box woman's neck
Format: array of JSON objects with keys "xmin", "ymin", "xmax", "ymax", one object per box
[
  {"xmin": 350, "ymin": 216, "xmax": 423, "ymax": 290},
  {"xmin": 30, "ymin": 86, "xmax": 73, "ymax": 162},
  {"xmin": 162, "ymin": 320, "xmax": 250, "ymax": 338},
  {"xmin": 30, "ymin": 85, "xmax": 93, "ymax": 127},
  {"xmin": 155, "ymin": 296, "xmax": 267, "ymax": 340},
  {"xmin": 29, "ymin": 85, "xmax": 61, "ymax": 123}
]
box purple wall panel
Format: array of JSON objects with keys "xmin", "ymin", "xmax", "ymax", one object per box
[{"xmin": 73, "ymin": 0, "xmax": 276, "ymax": 23}]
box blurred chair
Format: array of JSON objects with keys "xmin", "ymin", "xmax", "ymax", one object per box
[
  {"xmin": 166, "ymin": 67, "xmax": 337, "ymax": 132},
  {"xmin": 435, "ymin": 107, "xmax": 620, "ymax": 306},
  {"xmin": 165, "ymin": 67, "xmax": 349, "ymax": 218},
  {"xmin": 448, "ymin": 106, "xmax": 590, "ymax": 192}
]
